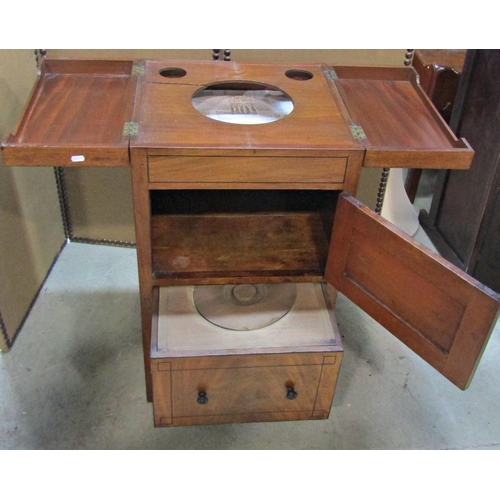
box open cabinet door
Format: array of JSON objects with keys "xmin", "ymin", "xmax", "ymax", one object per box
[{"xmin": 325, "ymin": 193, "xmax": 500, "ymax": 390}]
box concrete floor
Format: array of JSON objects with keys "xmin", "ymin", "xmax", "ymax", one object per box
[{"xmin": 1, "ymin": 177, "xmax": 500, "ymax": 449}]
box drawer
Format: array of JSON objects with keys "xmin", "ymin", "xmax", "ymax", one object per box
[
  {"xmin": 148, "ymin": 156, "xmax": 347, "ymax": 186},
  {"xmin": 151, "ymin": 283, "xmax": 344, "ymax": 426},
  {"xmin": 152, "ymin": 354, "xmax": 341, "ymax": 426}
]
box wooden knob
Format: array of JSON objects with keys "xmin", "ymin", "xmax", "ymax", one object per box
[{"xmin": 197, "ymin": 391, "xmax": 208, "ymax": 405}]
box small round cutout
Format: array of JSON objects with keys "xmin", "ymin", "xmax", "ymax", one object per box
[
  {"xmin": 285, "ymin": 69, "xmax": 313, "ymax": 81},
  {"xmin": 159, "ymin": 67, "xmax": 187, "ymax": 78}
]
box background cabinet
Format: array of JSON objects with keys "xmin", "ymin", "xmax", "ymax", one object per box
[
  {"xmin": 405, "ymin": 49, "xmax": 466, "ymax": 203},
  {"xmin": 420, "ymin": 49, "xmax": 500, "ymax": 293}
]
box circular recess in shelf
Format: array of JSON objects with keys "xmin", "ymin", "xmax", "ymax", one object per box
[
  {"xmin": 191, "ymin": 81, "xmax": 294, "ymax": 125},
  {"xmin": 193, "ymin": 283, "xmax": 297, "ymax": 331}
]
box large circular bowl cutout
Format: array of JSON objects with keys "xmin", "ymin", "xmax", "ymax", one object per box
[{"xmin": 192, "ymin": 81, "xmax": 294, "ymax": 125}]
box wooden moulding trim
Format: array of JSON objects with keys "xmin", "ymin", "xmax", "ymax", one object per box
[
  {"xmin": 150, "ymin": 288, "xmax": 160, "ymax": 358},
  {"xmin": 152, "ymin": 275, "xmax": 323, "ymax": 287},
  {"xmin": 164, "ymin": 353, "xmax": 339, "ymax": 370},
  {"xmin": 144, "ymin": 148, "xmax": 361, "ymax": 157},
  {"xmin": 162, "ymin": 410, "xmax": 322, "ymax": 427},
  {"xmin": 153, "ymin": 270, "xmax": 324, "ymax": 280},
  {"xmin": 7, "ymin": 70, "xmax": 43, "ymax": 139},
  {"xmin": 408, "ymin": 76, "xmax": 475, "ymax": 146},
  {"xmin": 169, "ymin": 361, "xmax": 329, "ymax": 369},
  {"xmin": 154, "ymin": 346, "xmax": 341, "ymax": 359},
  {"xmin": 332, "ymin": 65, "xmax": 415, "ymax": 82},
  {"xmin": 363, "ymin": 148, "xmax": 474, "ymax": 169},
  {"xmin": 148, "ymin": 182, "xmax": 345, "ymax": 191},
  {"xmin": 42, "ymin": 58, "xmax": 135, "ymax": 76},
  {"xmin": 0, "ymin": 240, "xmax": 67, "ymax": 352},
  {"xmin": 1, "ymin": 146, "xmax": 131, "ymax": 168},
  {"xmin": 443, "ymin": 293, "xmax": 500, "ymax": 389}
]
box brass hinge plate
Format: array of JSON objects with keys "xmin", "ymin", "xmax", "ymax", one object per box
[
  {"xmin": 323, "ymin": 68, "xmax": 338, "ymax": 81},
  {"xmin": 132, "ymin": 65, "xmax": 145, "ymax": 76},
  {"xmin": 349, "ymin": 125, "xmax": 366, "ymax": 140},
  {"xmin": 123, "ymin": 121, "xmax": 139, "ymax": 136}
]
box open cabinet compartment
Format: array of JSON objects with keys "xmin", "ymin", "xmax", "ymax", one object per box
[{"xmin": 150, "ymin": 189, "xmax": 338, "ymax": 284}]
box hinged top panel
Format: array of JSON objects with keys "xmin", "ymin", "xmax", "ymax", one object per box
[
  {"xmin": 330, "ymin": 65, "xmax": 474, "ymax": 169},
  {"xmin": 1, "ymin": 59, "xmax": 138, "ymax": 167},
  {"xmin": 1, "ymin": 58, "xmax": 474, "ymax": 170},
  {"xmin": 130, "ymin": 60, "xmax": 359, "ymax": 153}
]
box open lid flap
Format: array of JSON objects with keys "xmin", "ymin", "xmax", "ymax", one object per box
[
  {"xmin": 1, "ymin": 58, "xmax": 139, "ymax": 167},
  {"xmin": 328, "ymin": 65, "xmax": 474, "ymax": 169}
]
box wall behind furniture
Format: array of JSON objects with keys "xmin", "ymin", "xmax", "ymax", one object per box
[
  {"xmin": 47, "ymin": 49, "xmax": 406, "ymax": 244},
  {"xmin": 0, "ymin": 49, "xmax": 66, "ymax": 351}
]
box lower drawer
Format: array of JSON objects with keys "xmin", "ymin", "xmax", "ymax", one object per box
[
  {"xmin": 150, "ymin": 283, "xmax": 343, "ymax": 427},
  {"xmin": 152, "ymin": 353, "xmax": 342, "ymax": 426}
]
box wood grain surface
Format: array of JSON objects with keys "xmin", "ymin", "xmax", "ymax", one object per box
[
  {"xmin": 2, "ymin": 59, "xmax": 138, "ymax": 167},
  {"xmin": 151, "ymin": 352, "xmax": 342, "ymax": 426},
  {"xmin": 151, "ymin": 212, "xmax": 330, "ymax": 280},
  {"xmin": 148, "ymin": 156, "xmax": 347, "ymax": 186},
  {"xmin": 326, "ymin": 193, "xmax": 500, "ymax": 390},
  {"xmin": 332, "ymin": 65, "xmax": 473, "ymax": 168}
]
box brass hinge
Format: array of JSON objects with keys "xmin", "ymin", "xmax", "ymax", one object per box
[
  {"xmin": 132, "ymin": 64, "xmax": 145, "ymax": 76},
  {"xmin": 349, "ymin": 125, "xmax": 366, "ymax": 140},
  {"xmin": 123, "ymin": 121, "xmax": 139, "ymax": 136},
  {"xmin": 324, "ymin": 68, "xmax": 338, "ymax": 81}
]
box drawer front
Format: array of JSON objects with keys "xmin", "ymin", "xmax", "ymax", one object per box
[
  {"xmin": 172, "ymin": 364, "xmax": 322, "ymax": 417},
  {"xmin": 152, "ymin": 353, "xmax": 342, "ymax": 426},
  {"xmin": 148, "ymin": 156, "xmax": 347, "ymax": 185}
]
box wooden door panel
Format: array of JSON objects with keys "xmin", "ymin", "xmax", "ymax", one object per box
[{"xmin": 325, "ymin": 193, "xmax": 500, "ymax": 389}]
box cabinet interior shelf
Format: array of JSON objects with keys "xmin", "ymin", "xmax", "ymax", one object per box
[{"xmin": 150, "ymin": 189, "xmax": 337, "ymax": 284}]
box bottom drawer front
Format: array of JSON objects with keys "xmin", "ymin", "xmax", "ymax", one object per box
[{"xmin": 171, "ymin": 364, "xmax": 323, "ymax": 417}]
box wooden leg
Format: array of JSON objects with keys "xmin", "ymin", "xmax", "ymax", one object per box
[{"xmin": 130, "ymin": 149, "xmax": 154, "ymax": 402}]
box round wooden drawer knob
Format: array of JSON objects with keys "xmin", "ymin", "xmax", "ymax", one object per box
[{"xmin": 197, "ymin": 391, "xmax": 209, "ymax": 405}]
